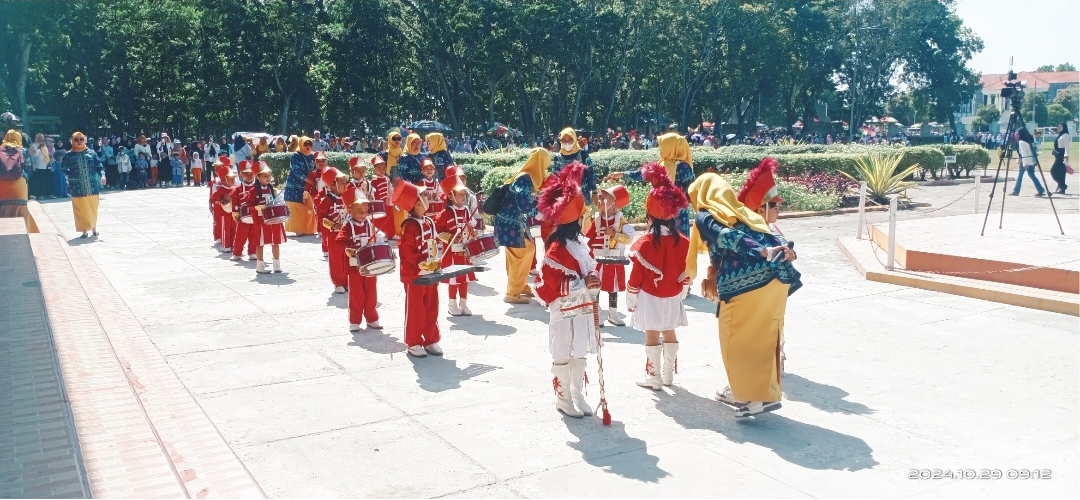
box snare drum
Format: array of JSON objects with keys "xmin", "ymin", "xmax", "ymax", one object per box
[
  {"xmin": 473, "ymin": 217, "xmax": 485, "ymax": 231},
  {"xmin": 353, "ymin": 243, "xmax": 396, "ymax": 276},
  {"xmin": 369, "ymin": 200, "xmax": 386, "ymax": 218},
  {"xmin": 239, "ymin": 205, "xmax": 253, "ymax": 224},
  {"xmin": 594, "ymin": 247, "xmax": 624, "ymax": 260},
  {"xmin": 261, "ymin": 204, "xmax": 291, "ymax": 224},
  {"xmin": 426, "ymin": 201, "xmax": 445, "ymax": 215},
  {"xmin": 464, "ymin": 234, "xmax": 499, "ymax": 261}
]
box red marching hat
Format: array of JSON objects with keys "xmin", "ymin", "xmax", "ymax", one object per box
[
  {"xmin": 320, "ymin": 167, "xmax": 346, "ymax": 189},
  {"xmin": 349, "ymin": 156, "xmax": 364, "ymax": 169},
  {"xmin": 392, "ymin": 181, "xmax": 426, "ymax": 212},
  {"xmin": 738, "ymin": 157, "xmax": 783, "ymax": 211},
  {"xmin": 602, "ymin": 184, "xmax": 631, "ymax": 210},
  {"xmin": 237, "ymin": 159, "xmax": 254, "ymax": 174},
  {"xmin": 538, "ymin": 161, "xmax": 587, "ymax": 225}
]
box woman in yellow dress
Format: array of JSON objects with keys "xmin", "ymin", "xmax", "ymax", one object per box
[
  {"xmin": 283, "ymin": 137, "xmax": 318, "ymax": 235},
  {"xmin": 0, "ymin": 129, "xmax": 38, "ymax": 232},
  {"xmin": 62, "ymin": 132, "xmax": 102, "ymax": 238},
  {"xmin": 685, "ymin": 173, "xmax": 801, "ymax": 418}
]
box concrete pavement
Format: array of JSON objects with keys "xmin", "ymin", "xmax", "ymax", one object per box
[{"xmin": 28, "ymin": 180, "xmax": 1079, "ymax": 498}]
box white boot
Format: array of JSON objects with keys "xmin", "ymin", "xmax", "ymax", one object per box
[
  {"xmin": 458, "ymin": 297, "xmax": 472, "ymax": 316},
  {"xmin": 552, "ymin": 364, "xmax": 583, "ymax": 417},
  {"xmin": 598, "ymin": 309, "xmax": 608, "ymax": 327},
  {"xmin": 635, "ymin": 345, "xmax": 663, "ymax": 390},
  {"xmin": 569, "ymin": 358, "xmax": 593, "ymax": 416},
  {"xmin": 447, "ymin": 299, "xmax": 462, "ymax": 316},
  {"xmin": 273, "ymin": 259, "xmax": 282, "ymax": 273},
  {"xmin": 607, "ymin": 309, "xmax": 625, "ymax": 326},
  {"xmin": 661, "ymin": 342, "xmax": 679, "ymax": 386},
  {"xmin": 256, "ymin": 260, "xmax": 269, "ymax": 274}
]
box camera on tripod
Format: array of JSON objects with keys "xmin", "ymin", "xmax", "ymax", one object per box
[{"xmin": 1000, "ymin": 71, "xmax": 1025, "ymax": 110}]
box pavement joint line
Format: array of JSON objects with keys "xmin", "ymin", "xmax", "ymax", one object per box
[{"xmin": 233, "ymin": 415, "xmax": 407, "ymax": 449}]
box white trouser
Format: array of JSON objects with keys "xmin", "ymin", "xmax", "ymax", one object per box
[{"xmin": 548, "ymin": 297, "xmax": 598, "ymax": 362}]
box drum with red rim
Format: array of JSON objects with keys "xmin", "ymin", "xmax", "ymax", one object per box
[
  {"xmin": 353, "ymin": 243, "xmax": 396, "ymax": 276},
  {"xmin": 261, "ymin": 204, "xmax": 291, "ymax": 224},
  {"xmin": 464, "ymin": 234, "xmax": 499, "ymax": 261},
  {"xmin": 239, "ymin": 205, "xmax": 253, "ymax": 224},
  {"xmin": 369, "ymin": 200, "xmax": 386, "ymax": 218}
]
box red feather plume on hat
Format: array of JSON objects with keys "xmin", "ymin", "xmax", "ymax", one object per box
[
  {"xmin": 641, "ymin": 161, "xmax": 688, "ymax": 220},
  {"xmin": 738, "ymin": 157, "xmax": 778, "ymax": 203},
  {"xmin": 537, "ymin": 162, "xmax": 585, "ymax": 223}
]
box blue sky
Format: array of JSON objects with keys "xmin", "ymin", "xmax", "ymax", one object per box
[{"xmin": 954, "ymin": 0, "xmax": 1080, "ymax": 75}]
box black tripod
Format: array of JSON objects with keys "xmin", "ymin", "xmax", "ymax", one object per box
[{"xmin": 979, "ymin": 105, "xmax": 1065, "ymax": 236}]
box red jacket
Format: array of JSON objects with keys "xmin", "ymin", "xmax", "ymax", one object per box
[
  {"xmin": 534, "ymin": 240, "xmax": 596, "ymax": 306},
  {"xmin": 335, "ymin": 217, "xmax": 382, "ymax": 248},
  {"xmin": 209, "ymin": 180, "xmax": 235, "ymax": 216},
  {"xmin": 316, "ymin": 191, "xmax": 345, "ymax": 230},
  {"xmin": 398, "ymin": 215, "xmax": 438, "ymax": 284},
  {"xmin": 242, "ymin": 182, "xmax": 276, "ymax": 212},
  {"xmin": 627, "ymin": 232, "xmax": 691, "ymax": 298},
  {"xmin": 370, "ymin": 175, "xmax": 392, "ymax": 204}
]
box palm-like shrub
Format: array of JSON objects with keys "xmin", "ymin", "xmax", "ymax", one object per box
[{"xmin": 840, "ymin": 152, "xmax": 920, "ymax": 203}]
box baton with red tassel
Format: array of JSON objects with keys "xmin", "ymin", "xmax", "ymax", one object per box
[{"xmin": 592, "ymin": 295, "xmax": 611, "ymax": 425}]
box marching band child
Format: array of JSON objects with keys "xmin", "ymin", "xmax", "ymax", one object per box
[
  {"xmin": 308, "ymin": 151, "xmax": 332, "ymax": 257},
  {"xmin": 210, "ymin": 161, "xmax": 238, "ymax": 254},
  {"xmin": 337, "ymin": 187, "xmax": 383, "ymax": 331},
  {"xmin": 627, "ymin": 163, "xmax": 691, "ymax": 390},
  {"xmin": 532, "ymin": 163, "xmax": 599, "ymax": 418},
  {"xmin": 231, "ymin": 160, "xmax": 258, "ymax": 261},
  {"xmin": 435, "ymin": 174, "xmax": 477, "ymax": 316},
  {"xmin": 419, "ymin": 158, "xmax": 442, "ymax": 214},
  {"xmin": 244, "ymin": 161, "xmax": 286, "ymax": 274},
  {"xmin": 210, "ymin": 156, "xmax": 230, "ymax": 245},
  {"xmin": 392, "ymin": 181, "xmax": 442, "ymax": 358},
  {"xmin": 585, "ymin": 185, "xmax": 634, "ymax": 326},
  {"xmin": 445, "ymin": 165, "xmax": 482, "ymax": 228},
  {"xmin": 369, "ymin": 155, "xmax": 396, "ymax": 239},
  {"xmin": 348, "ymin": 156, "xmax": 371, "ymax": 197},
  {"xmin": 317, "ymin": 167, "xmax": 349, "ymax": 293}
]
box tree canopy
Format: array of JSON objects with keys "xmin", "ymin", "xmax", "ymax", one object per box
[{"xmin": 0, "ymin": 0, "xmax": 983, "ymax": 138}]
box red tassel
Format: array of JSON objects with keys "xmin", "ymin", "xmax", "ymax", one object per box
[{"xmin": 602, "ymin": 408, "xmax": 612, "ymax": 426}]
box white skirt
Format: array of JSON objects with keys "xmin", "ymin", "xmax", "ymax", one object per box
[{"xmin": 632, "ymin": 291, "xmax": 688, "ymax": 331}]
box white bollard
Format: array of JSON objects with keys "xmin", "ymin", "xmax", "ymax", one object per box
[
  {"xmin": 856, "ymin": 181, "xmax": 867, "ymax": 239},
  {"xmin": 973, "ymin": 172, "xmax": 980, "ymax": 214},
  {"xmin": 887, "ymin": 195, "xmax": 898, "ymax": 271}
]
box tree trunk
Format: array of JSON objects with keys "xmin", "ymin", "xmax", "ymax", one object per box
[
  {"xmin": 278, "ymin": 94, "xmax": 292, "ymax": 134},
  {"xmin": 433, "ymin": 56, "xmax": 460, "ymax": 131},
  {"xmin": 13, "ymin": 33, "xmax": 32, "ymax": 121}
]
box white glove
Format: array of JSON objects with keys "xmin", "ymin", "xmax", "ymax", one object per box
[
  {"xmin": 626, "ymin": 292, "xmax": 638, "ymax": 312},
  {"xmin": 679, "ymin": 284, "xmax": 690, "ymax": 300}
]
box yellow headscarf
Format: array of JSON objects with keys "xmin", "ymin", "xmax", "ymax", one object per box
[
  {"xmin": 69, "ymin": 132, "xmax": 88, "ymax": 152},
  {"xmin": 405, "ymin": 132, "xmax": 422, "ymax": 155},
  {"xmin": 299, "ymin": 136, "xmax": 313, "ymax": 156},
  {"xmin": 386, "ymin": 131, "xmax": 402, "ymax": 167},
  {"xmin": 684, "ymin": 173, "xmax": 771, "ymax": 280},
  {"xmin": 658, "ymin": 132, "xmax": 692, "ymax": 180},
  {"xmin": 2, "ymin": 129, "xmax": 21, "ymax": 149},
  {"xmin": 287, "ymin": 135, "xmax": 299, "ymax": 152},
  {"xmin": 558, "ymin": 127, "xmax": 580, "ymax": 155},
  {"xmin": 426, "ymin": 132, "xmax": 447, "ymax": 154},
  {"xmin": 506, "ymin": 148, "xmax": 550, "ymax": 192}
]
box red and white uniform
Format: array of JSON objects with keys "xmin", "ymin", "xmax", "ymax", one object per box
[
  {"xmin": 370, "ymin": 175, "xmax": 395, "ymax": 238},
  {"xmin": 337, "ymin": 217, "xmax": 383, "ymax": 325},
  {"xmin": 434, "ymin": 205, "xmax": 476, "ymax": 284},
  {"xmin": 584, "ymin": 210, "xmax": 634, "ymax": 292},
  {"xmin": 232, "ymin": 180, "xmax": 257, "ymax": 257},
  {"xmin": 534, "ymin": 236, "xmax": 598, "ymax": 360},
  {"xmin": 399, "ymin": 215, "xmax": 440, "ymax": 348},
  {"xmin": 210, "ymin": 180, "xmax": 236, "ymax": 250},
  {"xmin": 627, "ymin": 229, "xmax": 691, "ymax": 331},
  {"xmin": 420, "ymin": 177, "xmax": 442, "ymax": 215},
  {"xmin": 348, "ymin": 178, "xmax": 372, "ymax": 198},
  {"xmin": 317, "ymin": 192, "xmax": 348, "ymax": 287},
  {"xmin": 244, "ymin": 182, "xmax": 287, "ymax": 246}
]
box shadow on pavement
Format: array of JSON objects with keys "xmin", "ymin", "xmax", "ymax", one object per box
[
  {"xmin": 655, "ymin": 387, "xmax": 877, "ymax": 471},
  {"xmin": 446, "ymin": 315, "xmax": 516, "ymax": 336},
  {"xmin": 597, "ymin": 323, "xmax": 645, "ymax": 345},
  {"xmin": 782, "ymin": 373, "xmax": 874, "ymax": 415},
  {"xmin": 348, "ymin": 329, "xmax": 406, "ymax": 354},
  {"xmin": 465, "ymin": 282, "xmax": 499, "ymax": 297},
  {"xmin": 563, "ymin": 418, "xmax": 669, "ymax": 483},
  {"xmin": 253, "ymin": 274, "xmax": 297, "ymax": 285},
  {"xmin": 67, "ymin": 235, "xmax": 99, "ymax": 246},
  {"xmin": 504, "ymin": 303, "xmax": 549, "ymax": 322},
  {"xmin": 409, "ymin": 357, "xmax": 501, "ymax": 392},
  {"xmin": 682, "ymin": 294, "xmax": 717, "ymax": 315},
  {"xmin": 325, "ymin": 292, "xmax": 347, "ymax": 309}
]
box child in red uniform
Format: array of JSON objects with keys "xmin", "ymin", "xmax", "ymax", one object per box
[
  {"xmin": 307, "ymin": 151, "xmax": 331, "ymax": 257},
  {"xmin": 209, "ymin": 156, "xmax": 232, "ymax": 247},
  {"xmin": 435, "ymin": 174, "xmax": 477, "ymax": 316},
  {"xmin": 348, "ymin": 156, "xmax": 372, "ymax": 197},
  {"xmin": 231, "ymin": 160, "xmax": 258, "ymax": 261},
  {"xmin": 419, "ymin": 158, "xmax": 442, "ymax": 215},
  {"xmin": 532, "ymin": 162, "xmax": 599, "ymax": 418},
  {"xmin": 210, "ymin": 162, "xmax": 238, "ymax": 253},
  {"xmin": 393, "ymin": 181, "xmax": 442, "ymax": 358},
  {"xmin": 626, "ymin": 163, "xmax": 690, "ymax": 390},
  {"xmin": 585, "ymin": 185, "xmax": 635, "ymax": 326},
  {"xmin": 317, "ymin": 167, "xmax": 349, "ymax": 292},
  {"xmin": 338, "ymin": 187, "xmax": 384, "ymax": 332},
  {"xmin": 245, "ymin": 161, "xmax": 287, "ymax": 274},
  {"xmin": 370, "ymin": 155, "xmax": 396, "ymax": 239}
]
